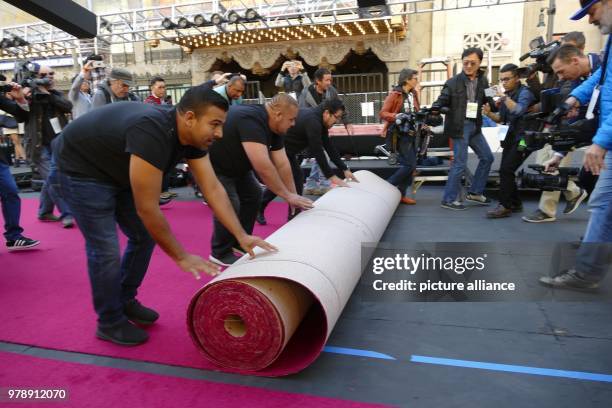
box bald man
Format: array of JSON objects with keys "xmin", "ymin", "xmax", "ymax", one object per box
[{"xmin": 208, "ymin": 94, "xmax": 314, "ymax": 266}]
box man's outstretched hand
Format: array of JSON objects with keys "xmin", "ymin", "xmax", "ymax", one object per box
[
  {"xmin": 237, "ymin": 234, "xmax": 278, "ymax": 259},
  {"xmin": 177, "ymin": 254, "xmax": 220, "ymax": 279}
]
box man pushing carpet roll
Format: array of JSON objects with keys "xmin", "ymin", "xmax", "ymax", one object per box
[{"xmin": 52, "ymin": 86, "xmax": 276, "ymax": 346}]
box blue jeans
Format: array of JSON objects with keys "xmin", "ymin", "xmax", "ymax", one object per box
[
  {"xmin": 576, "ymin": 153, "xmax": 612, "ymax": 281},
  {"xmin": 56, "ymin": 171, "xmax": 155, "ymax": 328},
  {"xmin": 0, "ymin": 162, "xmax": 24, "ymax": 241},
  {"xmin": 387, "ymin": 136, "xmax": 417, "ymax": 196},
  {"xmin": 305, "ymin": 163, "xmax": 331, "ymax": 189},
  {"xmin": 36, "ymin": 146, "xmax": 71, "ymax": 219},
  {"xmin": 442, "ymin": 122, "xmax": 494, "ymax": 203}
]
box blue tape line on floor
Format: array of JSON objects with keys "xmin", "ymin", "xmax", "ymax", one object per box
[
  {"xmin": 323, "ymin": 346, "xmax": 396, "ymax": 360},
  {"xmin": 411, "ymin": 355, "xmax": 612, "ymax": 383}
]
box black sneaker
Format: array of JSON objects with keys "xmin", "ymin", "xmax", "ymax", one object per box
[
  {"xmin": 441, "ymin": 201, "xmax": 467, "ymax": 211},
  {"xmin": 522, "ymin": 209, "xmax": 556, "ymax": 223},
  {"xmin": 96, "ymin": 320, "xmax": 149, "ymax": 346},
  {"xmin": 6, "ymin": 237, "xmax": 40, "ymax": 251},
  {"xmin": 38, "ymin": 213, "xmax": 60, "ymax": 222},
  {"xmin": 124, "ymin": 299, "xmax": 159, "ymax": 325},
  {"xmin": 466, "ymin": 193, "xmax": 492, "ymax": 205},
  {"xmin": 209, "ymin": 252, "xmax": 241, "ymax": 267},
  {"xmin": 62, "ymin": 216, "xmax": 75, "ymax": 229},
  {"xmin": 563, "ymin": 189, "xmax": 588, "ymax": 215},
  {"xmin": 539, "ymin": 269, "xmax": 599, "ymax": 291},
  {"xmin": 159, "ymin": 194, "xmax": 173, "ymax": 206},
  {"xmin": 510, "ymin": 204, "xmax": 523, "ymax": 213},
  {"xmin": 256, "ymin": 211, "xmax": 267, "ymax": 225}
]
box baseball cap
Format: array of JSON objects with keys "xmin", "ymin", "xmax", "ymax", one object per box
[
  {"xmin": 570, "ymin": 0, "xmax": 600, "ymax": 20},
  {"xmin": 109, "ymin": 67, "xmax": 135, "ymax": 87}
]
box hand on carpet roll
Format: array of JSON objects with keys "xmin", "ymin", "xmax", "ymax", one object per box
[
  {"xmin": 177, "ymin": 254, "xmax": 221, "ymax": 279},
  {"xmin": 287, "ymin": 193, "xmax": 314, "ymax": 211},
  {"xmin": 237, "ymin": 234, "xmax": 278, "ymax": 259},
  {"xmin": 343, "ymin": 170, "xmax": 359, "ymax": 183},
  {"xmin": 329, "ymin": 175, "xmax": 350, "ymax": 188}
]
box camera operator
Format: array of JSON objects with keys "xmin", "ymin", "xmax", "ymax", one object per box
[
  {"xmin": 208, "ymin": 94, "xmax": 313, "ymax": 267},
  {"xmin": 379, "ymin": 68, "xmax": 421, "ymax": 205},
  {"xmin": 0, "ymin": 82, "xmax": 40, "ymax": 250},
  {"xmin": 432, "ymin": 47, "xmax": 495, "ymax": 211},
  {"xmin": 92, "ymin": 67, "xmax": 140, "ymax": 109},
  {"xmin": 68, "ymin": 61, "xmax": 93, "ymax": 119},
  {"xmin": 213, "ymin": 74, "xmax": 246, "ymax": 106},
  {"xmin": 523, "ymin": 45, "xmax": 596, "ymax": 223},
  {"xmin": 562, "ymin": 31, "xmax": 603, "ymax": 71},
  {"xmin": 483, "ymin": 64, "xmax": 536, "ymax": 218},
  {"xmin": 539, "ymin": 0, "xmax": 612, "ymax": 290},
  {"xmin": 22, "ymin": 64, "xmax": 74, "ymax": 228},
  {"xmin": 257, "ymin": 98, "xmax": 357, "ymax": 224},
  {"xmin": 275, "ymin": 60, "xmax": 311, "ymax": 99}
]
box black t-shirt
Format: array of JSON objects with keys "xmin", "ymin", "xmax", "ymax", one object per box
[
  {"xmin": 55, "ymin": 102, "xmax": 206, "ymax": 188},
  {"xmin": 209, "ymin": 104, "xmax": 284, "ymax": 177},
  {"xmin": 284, "ymin": 107, "xmax": 347, "ymax": 178}
]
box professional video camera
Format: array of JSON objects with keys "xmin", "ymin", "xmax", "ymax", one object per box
[
  {"xmin": 394, "ymin": 106, "xmax": 444, "ymax": 134},
  {"xmin": 517, "ymin": 36, "xmax": 560, "ymax": 78},
  {"xmin": 519, "ymin": 164, "xmax": 580, "ymax": 191},
  {"xmin": 519, "ymin": 98, "xmax": 598, "ymax": 152},
  {"xmin": 13, "ymin": 61, "xmax": 52, "ymax": 89}
]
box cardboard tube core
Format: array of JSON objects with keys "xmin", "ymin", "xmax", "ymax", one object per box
[{"xmin": 224, "ymin": 314, "xmax": 247, "ymax": 338}]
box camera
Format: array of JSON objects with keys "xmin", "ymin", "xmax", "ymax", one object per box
[
  {"xmin": 12, "ymin": 60, "xmax": 52, "ymax": 89},
  {"xmin": 0, "ymin": 74, "xmax": 13, "ymax": 93},
  {"xmin": 517, "ymin": 36, "xmax": 560, "ymax": 78},
  {"xmin": 519, "ymin": 164, "xmax": 580, "ymax": 191},
  {"xmin": 395, "ymin": 107, "xmax": 444, "ymax": 134}
]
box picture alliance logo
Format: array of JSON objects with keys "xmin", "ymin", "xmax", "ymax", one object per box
[{"xmin": 371, "ymin": 253, "xmax": 489, "ymax": 275}]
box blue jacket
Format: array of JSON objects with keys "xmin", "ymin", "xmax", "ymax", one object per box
[{"xmin": 570, "ymin": 37, "xmax": 612, "ymax": 150}]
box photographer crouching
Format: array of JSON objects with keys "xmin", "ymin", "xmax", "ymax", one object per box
[
  {"xmin": 379, "ymin": 69, "xmax": 421, "ymax": 205},
  {"xmin": 20, "ymin": 62, "xmax": 74, "ymax": 228}
]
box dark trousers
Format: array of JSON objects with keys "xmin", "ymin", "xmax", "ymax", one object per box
[
  {"xmin": 55, "ymin": 171, "xmax": 155, "ymax": 328},
  {"xmin": 498, "ymin": 140, "xmax": 532, "ymax": 209},
  {"xmin": 260, "ymin": 152, "xmax": 304, "ymax": 218},
  {"xmin": 211, "ymin": 171, "xmax": 262, "ymax": 258},
  {"xmin": 387, "ymin": 136, "xmax": 417, "ymax": 197},
  {"xmin": 0, "ymin": 161, "xmax": 23, "ymax": 241}
]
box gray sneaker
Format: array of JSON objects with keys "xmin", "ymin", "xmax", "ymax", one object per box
[
  {"xmin": 441, "ymin": 201, "xmax": 467, "ymax": 211},
  {"xmin": 563, "ymin": 189, "xmax": 588, "ymax": 215},
  {"xmin": 522, "ymin": 209, "xmax": 556, "ymax": 223},
  {"xmin": 539, "ymin": 269, "xmax": 599, "ymax": 291}
]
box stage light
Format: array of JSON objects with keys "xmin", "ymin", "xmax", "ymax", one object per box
[
  {"xmin": 210, "ymin": 13, "xmax": 223, "ymax": 26},
  {"xmin": 193, "ymin": 14, "xmax": 207, "ymax": 26},
  {"xmin": 100, "ymin": 18, "xmax": 112, "ymax": 33},
  {"xmin": 162, "ymin": 18, "xmax": 176, "ymax": 29},
  {"xmin": 227, "ymin": 11, "xmax": 240, "ymax": 24},
  {"xmin": 177, "ymin": 17, "xmax": 191, "ymax": 29}
]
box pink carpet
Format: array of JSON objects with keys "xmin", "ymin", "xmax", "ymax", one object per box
[
  {"xmin": 0, "ymin": 198, "xmax": 297, "ymax": 373},
  {"xmin": 0, "ymin": 351, "xmax": 389, "ymax": 407}
]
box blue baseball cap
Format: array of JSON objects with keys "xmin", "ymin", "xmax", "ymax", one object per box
[{"xmin": 571, "ymin": 0, "xmax": 600, "ymax": 20}]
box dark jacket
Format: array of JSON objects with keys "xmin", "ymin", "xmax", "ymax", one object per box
[
  {"xmin": 24, "ymin": 89, "xmax": 72, "ymax": 162},
  {"xmin": 0, "ymin": 94, "xmax": 29, "ymax": 165},
  {"xmin": 298, "ymin": 84, "xmax": 339, "ymax": 108},
  {"xmin": 433, "ymin": 70, "xmax": 491, "ymax": 139},
  {"xmin": 284, "ymin": 106, "xmax": 347, "ymax": 179}
]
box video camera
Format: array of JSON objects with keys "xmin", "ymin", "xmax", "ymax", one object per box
[
  {"xmin": 394, "ymin": 107, "xmax": 445, "ymax": 134},
  {"xmin": 519, "ymin": 98, "xmax": 597, "ymax": 152},
  {"xmin": 0, "ymin": 74, "xmax": 14, "ymax": 93},
  {"xmin": 13, "ymin": 61, "xmax": 52, "ymax": 89},
  {"xmin": 517, "ymin": 36, "xmax": 560, "ymax": 78},
  {"xmin": 519, "ymin": 164, "xmax": 580, "ymax": 191}
]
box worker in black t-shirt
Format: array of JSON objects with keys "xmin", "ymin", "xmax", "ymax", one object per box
[
  {"xmin": 257, "ymin": 99, "xmax": 358, "ymax": 225},
  {"xmin": 208, "ymin": 94, "xmax": 314, "ymax": 267},
  {"xmin": 52, "ymin": 87, "xmax": 276, "ymax": 346}
]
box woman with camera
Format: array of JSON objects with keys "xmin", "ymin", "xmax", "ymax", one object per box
[{"xmin": 379, "ymin": 68, "xmax": 420, "ymax": 205}]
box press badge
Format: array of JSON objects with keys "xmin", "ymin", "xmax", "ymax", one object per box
[
  {"xmin": 466, "ymin": 102, "xmax": 478, "ymax": 119},
  {"xmin": 586, "ymin": 85, "xmax": 601, "ymax": 120},
  {"xmin": 49, "ymin": 117, "xmax": 62, "ymax": 134}
]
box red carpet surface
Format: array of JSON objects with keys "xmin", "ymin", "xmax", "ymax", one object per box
[
  {"xmin": 0, "ymin": 199, "xmax": 293, "ymax": 372},
  {"xmin": 0, "ymin": 351, "xmax": 389, "ymax": 407}
]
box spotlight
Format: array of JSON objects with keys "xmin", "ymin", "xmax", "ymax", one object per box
[
  {"xmin": 100, "ymin": 18, "xmax": 112, "ymax": 32},
  {"xmin": 227, "ymin": 11, "xmax": 240, "ymax": 24},
  {"xmin": 177, "ymin": 17, "xmax": 192, "ymax": 29},
  {"xmin": 162, "ymin": 17, "xmax": 177, "ymax": 29},
  {"xmin": 0, "ymin": 38, "xmax": 12, "ymax": 49},
  {"xmin": 210, "ymin": 13, "xmax": 224, "ymax": 26},
  {"xmin": 12, "ymin": 36, "xmax": 28, "ymax": 47},
  {"xmin": 193, "ymin": 14, "xmax": 207, "ymax": 27},
  {"xmin": 245, "ymin": 8, "xmax": 260, "ymax": 21}
]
